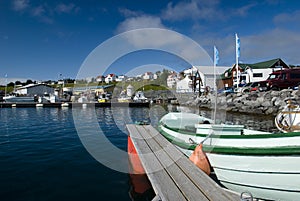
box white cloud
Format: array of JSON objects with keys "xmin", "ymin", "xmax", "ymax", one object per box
[
  {"xmin": 12, "ymin": 0, "xmax": 29, "ymax": 11},
  {"xmin": 162, "ymin": 0, "xmax": 201, "ymax": 21},
  {"xmin": 55, "ymin": 3, "xmax": 79, "ymax": 14},
  {"xmin": 242, "ymin": 29, "xmax": 300, "ymax": 65},
  {"xmin": 118, "ymin": 8, "xmax": 143, "ymax": 18},
  {"xmin": 161, "ymin": 0, "xmax": 255, "ymax": 22},
  {"xmin": 116, "ymin": 15, "xmax": 166, "ymax": 33},
  {"xmin": 31, "ymin": 5, "xmax": 45, "ymax": 16},
  {"xmin": 273, "ymin": 10, "xmax": 300, "ymax": 25}
]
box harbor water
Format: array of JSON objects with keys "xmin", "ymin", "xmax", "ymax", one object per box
[{"xmin": 0, "ymin": 105, "xmax": 276, "ymax": 201}]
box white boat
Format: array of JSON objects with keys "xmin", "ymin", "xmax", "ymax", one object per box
[
  {"xmin": 3, "ymin": 95, "xmax": 35, "ymax": 102},
  {"xmin": 133, "ymin": 91, "xmax": 148, "ymax": 103},
  {"xmin": 118, "ymin": 90, "xmax": 132, "ymax": 103},
  {"xmin": 61, "ymin": 102, "xmax": 69, "ymax": 107},
  {"xmin": 158, "ymin": 112, "xmax": 300, "ymax": 201}
]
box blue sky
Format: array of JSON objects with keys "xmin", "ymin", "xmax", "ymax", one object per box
[{"xmin": 1, "ymin": 0, "xmax": 300, "ymax": 82}]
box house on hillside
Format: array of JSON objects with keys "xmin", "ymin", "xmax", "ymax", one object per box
[
  {"xmin": 142, "ymin": 72, "xmax": 154, "ymax": 80},
  {"xmin": 15, "ymin": 83, "xmax": 54, "ymax": 96},
  {"xmin": 116, "ymin": 75, "xmax": 127, "ymax": 82},
  {"xmin": 167, "ymin": 73, "xmax": 178, "ymax": 88},
  {"xmin": 221, "ymin": 58, "xmax": 289, "ymax": 88},
  {"xmin": 176, "ymin": 66, "xmax": 229, "ymax": 93},
  {"xmin": 96, "ymin": 75, "xmax": 106, "ymax": 83},
  {"xmin": 105, "ymin": 74, "xmax": 116, "ymax": 83}
]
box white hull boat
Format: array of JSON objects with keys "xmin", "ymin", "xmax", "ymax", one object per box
[
  {"xmin": 158, "ymin": 112, "xmax": 300, "ymax": 201},
  {"xmin": 3, "ymin": 95, "xmax": 35, "ymax": 102}
]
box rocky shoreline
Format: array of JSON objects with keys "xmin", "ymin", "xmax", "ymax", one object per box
[{"xmin": 179, "ymin": 89, "xmax": 300, "ymax": 116}]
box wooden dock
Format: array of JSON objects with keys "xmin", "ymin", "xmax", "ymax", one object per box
[{"xmin": 126, "ymin": 124, "xmax": 240, "ymax": 201}]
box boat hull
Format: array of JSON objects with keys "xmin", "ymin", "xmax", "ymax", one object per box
[
  {"xmin": 206, "ymin": 153, "xmax": 300, "ymax": 201},
  {"xmin": 3, "ymin": 96, "xmax": 35, "ymax": 102},
  {"xmin": 158, "ymin": 112, "xmax": 300, "ymax": 201}
]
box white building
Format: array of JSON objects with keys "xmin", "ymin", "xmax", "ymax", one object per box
[
  {"xmin": 176, "ymin": 66, "xmax": 229, "ymax": 93},
  {"xmin": 15, "ymin": 84, "xmax": 54, "ymax": 96},
  {"xmin": 96, "ymin": 75, "xmax": 105, "ymax": 82},
  {"xmin": 116, "ymin": 75, "xmax": 127, "ymax": 82},
  {"xmin": 142, "ymin": 72, "xmax": 154, "ymax": 80},
  {"xmin": 105, "ymin": 74, "xmax": 116, "ymax": 83},
  {"xmin": 167, "ymin": 73, "xmax": 178, "ymax": 88}
]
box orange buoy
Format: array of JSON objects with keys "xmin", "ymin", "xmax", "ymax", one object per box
[
  {"xmin": 189, "ymin": 144, "xmax": 211, "ymax": 175},
  {"xmin": 128, "ymin": 135, "xmax": 146, "ymax": 174}
]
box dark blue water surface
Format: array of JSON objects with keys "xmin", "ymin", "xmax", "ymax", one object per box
[
  {"xmin": 0, "ymin": 106, "xmax": 167, "ymax": 201},
  {"xmin": 0, "ymin": 105, "xmax": 275, "ymax": 201}
]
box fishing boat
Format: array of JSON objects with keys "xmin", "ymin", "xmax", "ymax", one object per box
[
  {"xmin": 3, "ymin": 95, "xmax": 35, "ymax": 102},
  {"xmin": 118, "ymin": 90, "xmax": 132, "ymax": 103},
  {"xmin": 133, "ymin": 91, "xmax": 148, "ymax": 103},
  {"xmin": 157, "ymin": 112, "xmax": 300, "ymax": 201},
  {"xmin": 98, "ymin": 93, "xmax": 110, "ymax": 103}
]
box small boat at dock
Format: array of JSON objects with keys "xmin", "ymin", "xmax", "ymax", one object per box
[
  {"xmin": 158, "ymin": 112, "xmax": 300, "ymax": 201},
  {"xmin": 3, "ymin": 95, "xmax": 36, "ymax": 102},
  {"xmin": 133, "ymin": 91, "xmax": 148, "ymax": 103}
]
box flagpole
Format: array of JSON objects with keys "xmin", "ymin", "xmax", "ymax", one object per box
[
  {"xmin": 235, "ymin": 33, "xmax": 240, "ymax": 89},
  {"xmin": 235, "ymin": 33, "xmax": 240, "ymax": 90},
  {"xmin": 4, "ymin": 74, "xmax": 7, "ymax": 97},
  {"xmin": 213, "ymin": 46, "xmax": 218, "ymax": 124}
]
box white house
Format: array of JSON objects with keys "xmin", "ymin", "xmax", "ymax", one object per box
[
  {"xmin": 167, "ymin": 73, "xmax": 178, "ymax": 88},
  {"xmin": 96, "ymin": 75, "xmax": 105, "ymax": 82},
  {"xmin": 176, "ymin": 66, "xmax": 229, "ymax": 93},
  {"xmin": 142, "ymin": 72, "xmax": 154, "ymax": 80},
  {"xmin": 115, "ymin": 75, "xmax": 127, "ymax": 82},
  {"xmin": 221, "ymin": 58, "xmax": 290, "ymax": 88},
  {"xmin": 105, "ymin": 74, "xmax": 116, "ymax": 83}
]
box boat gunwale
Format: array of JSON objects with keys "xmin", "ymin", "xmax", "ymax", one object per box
[
  {"xmin": 157, "ymin": 125, "xmax": 300, "ymax": 155},
  {"xmin": 158, "ymin": 122, "xmax": 300, "ymax": 139}
]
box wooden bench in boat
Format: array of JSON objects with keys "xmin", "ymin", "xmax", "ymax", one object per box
[{"xmin": 126, "ymin": 124, "xmax": 239, "ymax": 201}]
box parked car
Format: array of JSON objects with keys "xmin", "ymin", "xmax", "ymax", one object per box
[
  {"xmin": 240, "ymin": 82, "xmax": 267, "ymax": 93},
  {"xmin": 218, "ymin": 87, "xmax": 234, "ymax": 95},
  {"xmin": 259, "ymin": 68, "xmax": 300, "ymax": 91}
]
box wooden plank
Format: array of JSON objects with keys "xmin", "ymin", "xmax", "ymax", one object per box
[
  {"xmin": 126, "ymin": 124, "xmax": 186, "ymax": 201},
  {"xmin": 142, "ymin": 125, "xmax": 239, "ymax": 201},
  {"xmin": 135, "ymin": 125, "xmax": 210, "ymax": 201}
]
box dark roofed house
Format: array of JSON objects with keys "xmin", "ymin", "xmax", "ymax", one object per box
[{"xmin": 220, "ymin": 58, "xmax": 289, "ymax": 88}]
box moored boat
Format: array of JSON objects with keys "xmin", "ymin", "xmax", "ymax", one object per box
[
  {"xmin": 133, "ymin": 91, "xmax": 148, "ymax": 103},
  {"xmin": 158, "ymin": 112, "xmax": 300, "ymax": 201},
  {"xmin": 3, "ymin": 95, "xmax": 35, "ymax": 102}
]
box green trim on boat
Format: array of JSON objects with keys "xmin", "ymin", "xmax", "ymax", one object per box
[
  {"xmin": 158, "ymin": 125, "xmax": 300, "ymax": 155},
  {"xmin": 159, "ymin": 123, "xmax": 300, "ymax": 139}
]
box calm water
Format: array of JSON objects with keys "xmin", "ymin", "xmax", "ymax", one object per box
[{"xmin": 0, "ymin": 105, "xmax": 276, "ymax": 201}]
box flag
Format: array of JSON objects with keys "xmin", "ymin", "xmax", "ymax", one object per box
[
  {"xmin": 214, "ymin": 46, "xmax": 219, "ymax": 65},
  {"xmin": 236, "ymin": 33, "xmax": 240, "ymax": 58}
]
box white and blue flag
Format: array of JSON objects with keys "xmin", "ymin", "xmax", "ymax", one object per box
[
  {"xmin": 236, "ymin": 33, "xmax": 240, "ymax": 58},
  {"xmin": 214, "ymin": 46, "xmax": 219, "ymax": 65}
]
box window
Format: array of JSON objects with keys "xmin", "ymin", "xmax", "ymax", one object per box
[
  {"xmin": 253, "ymin": 73, "xmax": 263, "ymax": 77},
  {"xmin": 290, "ymin": 73, "xmax": 300, "ymax": 79}
]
